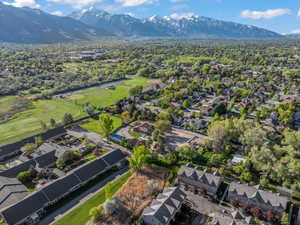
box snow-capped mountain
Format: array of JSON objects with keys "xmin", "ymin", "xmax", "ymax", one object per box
[
  {"xmin": 70, "ymin": 8, "xmax": 284, "ymax": 39},
  {"xmin": 0, "ymin": 3, "xmax": 112, "ymax": 44}
]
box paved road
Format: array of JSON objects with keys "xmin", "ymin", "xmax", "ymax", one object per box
[{"xmin": 38, "ymin": 167, "xmax": 129, "ymax": 225}]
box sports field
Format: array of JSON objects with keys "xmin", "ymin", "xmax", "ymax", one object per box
[{"xmin": 0, "ymin": 76, "xmax": 150, "ymax": 146}]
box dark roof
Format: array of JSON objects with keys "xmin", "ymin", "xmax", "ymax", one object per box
[
  {"xmin": 35, "ymin": 150, "xmax": 57, "ymax": 168},
  {"xmin": 102, "ymin": 150, "xmax": 126, "ymax": 165},
  {"xmin": 0, "ymin": 127, "xmax": 66, "ymax": 159},
  {"xmin": 0, "ymin": 177, "xmax": 28, "ymax": 210},
  {"xmin": 0, "ymin": 149, "xmax": 128, "ymax": 225},
  {"xmin": 74, "ymin": 158, "xmax": 107, "ymax": 182},
  {"xmin": 1, "ymin": 192, "xmax": 49, "ymax": 225},
  {"xmin": 0, "ymin": 150, "xmax": 57, "ymax": 178},
  {"xmin": 0, "ymin": 160, "xmax": 36, "ymax": 178},
  {"xmin": 42, "ymin": 174, "xmax": 80, "ymax": 202}
]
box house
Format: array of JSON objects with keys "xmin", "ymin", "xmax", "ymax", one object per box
[
  {"xmin": 177, "ymin": 165, "xmax": 222, "ymax": 198},
  {"xmin": 0, "ymin": 177, "xmax": 28, "ymax": 210},
  {"xmin": 142, "ymin": 187, "xmax": 186, "ymax": 225},
  {"xmin": 0, "ymin": 149, "xmax": 127, "ymax": 225},
  {"xmin": 212, "ymin": 210, "xmax": 257, "ymax": 225},
  {"xmin": 228, "ymin": 183, "xmax": 288, "ymax": 215},
  {"xmin": 0, "ymin": 127, "xmax": 66, "ymax": 161}
]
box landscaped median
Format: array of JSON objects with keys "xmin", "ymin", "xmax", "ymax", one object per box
[{"xmin": 52, "ymin": 171, "xmax": 132, "ymax": 225}]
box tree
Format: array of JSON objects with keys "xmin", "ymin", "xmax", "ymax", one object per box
[
  {"xmin": 129, "ymin": 85, "xmax": 143, "ymax": 97},
  {"xmin": 182, "ymin": 100, "xmax": 190, "ymax": 109},
  {"xmin": 154, "ymin": 120, "xmax": 171, "ymax": 134},
  {"xmin": 103, "ymin": 197, "xmax": 123, "ymax": 215},
  {"xmin": 84, "ymin": 103, "xmax": 96, "ymax": 116},
  {"xmin": 105, "ymin": 182, "xmax": 114, "ymax": 200},
  {"xmin": 128, "ymin": 145, "xmax": 151, "ymax": 172},
  {"xmin": 63, "ymin": 113, "xmax": 73, "ymax": 125},
  {"xmin": 23, "ymin": 143, "xmax": 37, "ymax": 155},
  {"xmin": 17, "ymin": 171, "xmax": 32, "ymax": 183},
  {"xmin": 89, "ymin": 207, "xmax": 102, "ymax": 221},
  {"xmin": 281, "ymin": 213, "xmax": 289, "ymax": 225},
  {"xmin": 99, "ymin": 114, "xmax": 114, "ymax": 137},
  {"xmin": 50, "ymin": 118, "xmax": 57, "ymax": 128}
]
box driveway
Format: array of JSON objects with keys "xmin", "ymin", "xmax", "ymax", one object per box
[{"xmin": 38, "ymin": 167, "xmax": 129, "ymax": 225}]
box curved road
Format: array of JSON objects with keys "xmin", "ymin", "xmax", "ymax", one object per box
[{"xmin": 38, "ymin": 167, "xmax": 129, "ymax": 225}]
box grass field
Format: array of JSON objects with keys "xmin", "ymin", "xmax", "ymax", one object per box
[
  {"xmin": 0, "ymin": 76, "xmax": 150, "ymax": 146},
  {"xmin": 53, "ymin": 172, "xmax": 132, "ymax": 225},
  {"xmin": 0, "ymin": 99, "xmax": 84, "ymax": 145},
  {"xmin": 0, "ymin": 96, "xmax": 17, "ymax": 115},
  {"xmin": 69, "ymin": 76, "xmax": 150, "ymax": 107},
  {"xmin": 80, "ymin": 116, "xmax": 123, "ymax": 136}
]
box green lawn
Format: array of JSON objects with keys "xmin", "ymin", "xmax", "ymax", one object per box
[
  {"xmin": 80, "ymin": 116, "xmax": 122, "ymax": 136},
  {"xmin": 70, "ymin": 76, "xmax": 150, "ymax": 107},
  {"xmin": 0, "ymin": 76, "xmax": 150, "ymax": 146},
  {"xmin": 0, "ymin": 99, "xmax": 84, "ymax": 145},
  {"xmin": 0, "ymin": 96, "xmax": 17, "ymax": 115},
  {"xmin": 53, "ymin": 172, "xmax": 132, "ymax": 225}
]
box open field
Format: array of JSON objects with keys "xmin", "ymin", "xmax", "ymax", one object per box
[
  {"xmin": 80, "ymin": 116, "xmax": 123, "ymax": 136},
  {"xmin": 0, "ymin": 76, "xmax": 150, "ymax": 146},
  {"xmin": 0, "ymin": 99, "xmax": 84, "ymax": 145},
  {"xmin": 52, "ymin": 172, "xmax": 132, "ymax": 225},
  {"xmin": 69, "ymin": 76, "xmax": 150, "ymax": 107}
]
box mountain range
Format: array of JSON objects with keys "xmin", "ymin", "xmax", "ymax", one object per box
[
  {"xmin": 70, "ymin": 8, "xmax": 283, "ymax": 39},
  {"xmin": 0, "ymin": 4, "xmax": 292, "ymax": 44},
  {"xmin": 0, "ymin": 3, "xmax": 111, "ymax": 44}
]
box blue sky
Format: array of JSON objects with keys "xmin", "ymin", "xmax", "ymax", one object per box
[{"xmin": 2, "ymin": 0, "xmax": 300, "ymax": 34}]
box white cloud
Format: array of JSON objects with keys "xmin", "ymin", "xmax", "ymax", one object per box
[
  {"xmin": 241, "ymin": 8, "xmax": 291, "ymax": 19},
  {"xmin": 48, "ymin": 0, "xmax": 103, "ymax": 8},
  {"xmin": 3, "ymin": 0, "xmax": 40, "ymax": 8},
  {"xmin": 166, "ymin": 12, "xmax": 198, "ymax": 20},
  {"xmin": 115, "ymin": 0, "xmax": 157, "ymax": 7},
  {"xmin": 51, "ymin": 10, "xmax": 64, "ymax": 16},
  {"xmin": 288, "ymin": 29, "xmax": 300, "ymax": 34},
  {"xmin": 170, "ymin": 0, "xmax": 191, "ymax": 2}
]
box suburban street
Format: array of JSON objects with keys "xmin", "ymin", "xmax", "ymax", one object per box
[{"xmin": 38, "ymin": 167, "xmax": 129, "ymax": 225}]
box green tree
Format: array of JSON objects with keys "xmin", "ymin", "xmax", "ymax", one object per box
[
  {"xmin": 63, "ymin": 113, "xmax": 73, "ymax": 125},
  {"xmin": 89, "ymin": 207, "xmax": 102, "ymax": 221},
  {"xmin": 99, "ymin": 114, "xmax": 114, "ymax": 137},
  {"xmin": 105, "ymin": 182, "xmax": 114, "ymax": 200},
  {"xmin": 128, "ymin": 145, "xmax": 151, "ymax": 172},
  {"xmin": 182, "ymin": 100, "xmax": 190, "ymax": 109},
  {"xmin": 154, "ymin": 120, "xmax": 171, "ymax": 134},
  {"xmin": 17, "ymin": 171, "xmax": 32, "ymax": 183}
]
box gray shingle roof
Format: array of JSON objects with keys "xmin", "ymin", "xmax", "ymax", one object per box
[
  {"xmin": 0, "ymin": 177, "xmax": 28, "ymax": 210},
  {"xmin": 0, "ymin": 149, "xmax": 127, "ymax": 225},
  {"xmin": 178, "ymin": 165, "xmax": 221, "ymax": 187},
  {"xmin": 1, "ymin": 192, "xmax": 49, "ymax": 225},
  {"xmin": 229, "ymin": 182, "xmax": 288, "ymax": 210},
  {"xmin": 102, "ymin": 149, "xmax": 126, "ymax": 165},
  {"xmin": 143, "ymin": 187, "xmax": 186, "ymax": 225},
  {"xmin": 42, "ymin": 174, "xmax": 80, "ymax": 202}
]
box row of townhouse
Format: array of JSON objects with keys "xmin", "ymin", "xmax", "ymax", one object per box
[
  {"xmin": 143, "ymin": 164, "xmax": 290, "ymax": 225},
  {"xmin": 177, "ymin": 164, "xmax": 289, "ymax": 216},
  {"xmin": 0, "ymin": 127, "xmax": 67, "ymax": 162},
  {"xmin": 0, "ymin": 149, "xmax": 127, "ymax": 225}
]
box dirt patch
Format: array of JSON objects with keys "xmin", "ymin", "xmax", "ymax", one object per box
[
  {"xmin": 148, "ymin": 79, "xmax": 161, "ymax": 84},
  {"xmin": 94, "ymin": 166, "xmax": 171, "ymax": 225},
  {"xmin": 68, "ymin": 94, "xmax": 84, "ymax": 100}
]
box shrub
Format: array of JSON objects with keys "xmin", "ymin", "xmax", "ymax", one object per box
[
  {"xmin": 103, "ymin": 197, "xmax": 123, "ymax": 215},
  {"xmin": 89, "ymin": 207, "xmax": 102, "ymax": 221},
  {"xmin": 17, "ymin": 171, "xmax": 32, "ymax": 183}
]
